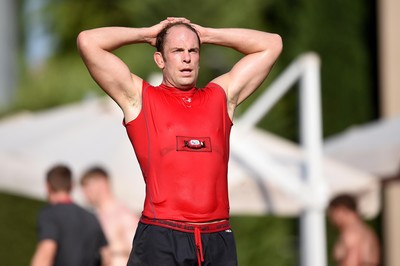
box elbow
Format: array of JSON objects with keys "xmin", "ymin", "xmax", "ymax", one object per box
[
  {"xmin": 270, "ymin": 33, "xmax": 283, "ymax": 56},
  {"xmin": 261, "ymin": 33, "xmax": 282, "ymax": 62},
  {"xmin": 76, "ymin": 30, "xmax": 92, "ymax": 53},
  {"xmin": 258, "ymin": 33, "xmax": 282, "ymax": 64}
]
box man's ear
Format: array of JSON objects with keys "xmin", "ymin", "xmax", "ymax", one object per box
[{"xmin": 154, "ymin": 52, "xmax": 165, "ymax": 69}]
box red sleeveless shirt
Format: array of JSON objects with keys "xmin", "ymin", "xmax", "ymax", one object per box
[{"xmin": 124, "ymin": 81, "xmax": 233, "ymax": 222}]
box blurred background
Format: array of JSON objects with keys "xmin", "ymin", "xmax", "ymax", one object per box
[{"xmin": 0, "ymin": 0, "xmax": 399, "ymax": 265}]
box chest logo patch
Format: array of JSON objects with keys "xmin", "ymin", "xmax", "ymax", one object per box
[{"xmin": 176, "ymin": 136, "xmax": 212, "ymax": 152}]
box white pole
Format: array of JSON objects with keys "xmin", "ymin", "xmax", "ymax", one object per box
[
  {"xmin": 235, "ymin": 52, "xmax": 327, "ymax": 265},
  {"xmin": 299, "ymin": 53, "xmax": 327, "ymax": 266},
  {"xmin": 237, "ymin": 55, "xmax": 304, "ymax": 131}
]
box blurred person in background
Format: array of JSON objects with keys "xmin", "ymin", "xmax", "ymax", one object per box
[
  {"xmin": 31, "ymin": 164, "xmax": 109, "ymax": 266},
  {"xmin": 328, "ymin": 194, "xmax": 381, "ymax": 266},
  {"xmin": 80, "ymin": 166, "xmax": 139, "ymax": 266},
  {"xmin": 77, "ymin": 17, "xmax": 282, "ymax": 265}
]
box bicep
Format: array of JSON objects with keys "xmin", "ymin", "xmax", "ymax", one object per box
[
  {"xmin": 211, "ymin": 51, "xmax": 277, "ymax": 120},
  {"xmin": 31, "ymin": 240, "xmax": 57, "ymax": 266},
  {"xmin": 341, "ymin": 233, "xmax": 362, "ymax": 266},
  {"xmin": 78, "ymin": 33, "xmax": 142, "ymax": 109},
  {"xmin": 213, "ymin": 40, "xmax": 282, "ymax": 107},
  {"xmin": 229, "ymin": 50, "xmax": 279, "ymax": 105}
]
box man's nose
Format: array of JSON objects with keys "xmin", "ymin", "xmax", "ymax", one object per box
[{"xmin": 183, "ymin": 51, "xmax": 191, "ymax": 62}]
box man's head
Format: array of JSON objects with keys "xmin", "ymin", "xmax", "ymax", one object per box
[
  {"xmin": 154, "ymin": 22, "xmax": 201, "ymax": 90},
  {"xmin": 156, "ymin": 22, "xmax": 201, "ymax": 55},
  {"xmin": 80, "ymin": 166, "xmax": 111, "ymax": 206},
  {"xmin": 46, "ymin": 164, "xmax": 72, "ymax": 194},
  {"xmin": 328, "ymin": 194, "xmax": 358, "ymax": 228}
]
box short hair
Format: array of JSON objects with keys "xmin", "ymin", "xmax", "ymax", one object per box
[
  {"xmin": 46, "ymin": 165, "xmax": 72, "ymax": 192},
  {"xmin": 156, "ymin": 22, "xmax": 201, "ymax": 54},
  {"xmin": 80, "ymin": 166, "xmax": 109, "ymax": 185},
  {"xmin": 328, "ymin": 194, "xmax": 357, "ymax": 212}
]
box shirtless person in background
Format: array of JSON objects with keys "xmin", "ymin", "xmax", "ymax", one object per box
[
  {"xmin": 328, "ymin": 194, "xmax": 381, "ymax": 266},
  {"xmin": 81, "ymin": 166, "xmax": 139, "ymax": 266}
]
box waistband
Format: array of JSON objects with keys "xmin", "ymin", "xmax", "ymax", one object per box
[
  {"xmin": 140, "ymin": 216, "xmax": 231, "ymax": 266},
  {"xmin": 140, "ymin": 216, "xmax": 231, "ymax": 233}
]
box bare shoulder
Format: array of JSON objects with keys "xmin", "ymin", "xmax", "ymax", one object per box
[
  {"xmin": 210, "ymin": 74, "xmax": 229, "ymax": 93},
  {"xmin": 342, "ymin": 226, "xmax": 362, "ymax": 246},
  {"xmin": 362, "ymin": 224, "xmax": 380, "ymax": 245}
]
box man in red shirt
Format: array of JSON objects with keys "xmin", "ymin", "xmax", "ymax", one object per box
[{"xmin": 77, "ymin": 17, "xmax": 282, "ymax": 266}]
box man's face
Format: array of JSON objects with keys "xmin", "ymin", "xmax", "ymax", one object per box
[
  {"xmin": 158, "ymin": 25, "xmax": 200, "ymax": 90},
  {"xmin": 81, "ymin": 178, "xmax": 101, "ymax": 206},
  {"xmin": 328, "ymin": 207, "xmax": 347, "ymax": 228}
]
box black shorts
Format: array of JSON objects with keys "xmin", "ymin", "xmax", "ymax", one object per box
[{"xmin": 127, "ymin": 222, "xmax": 238, "ymax": 266}]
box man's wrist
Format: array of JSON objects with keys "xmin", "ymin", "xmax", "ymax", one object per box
[
  {"xmin": 129, "ymin": 27, "xmax": 153, "ymax": 44},
  {"xmin": 199, "ymin": 27, "xmax": 214, "ymax": 44}
]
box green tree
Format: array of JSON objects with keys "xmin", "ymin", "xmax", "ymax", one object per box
[
  {"xmin": 12, "ymin": 0, "xmax": 377, "ymax": 140},
  {"xmin": 257, "ymin": 0, "xmax": 378, "ymax": 138}
]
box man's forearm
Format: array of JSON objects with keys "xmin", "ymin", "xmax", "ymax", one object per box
[
  {"xmin": 78, "ymin": 18, "xmax": 191, "ymax": 52},
  {"xmin": 198, "ymin": 27, "xmax": 281, "ymax": 55},
  {"xmin": 77, "ymin": 27, "xmax": 151, "ymax": 52},
  {"xmin": 30, "ymin": 240, "xmax": 56, "ymax": 266}
]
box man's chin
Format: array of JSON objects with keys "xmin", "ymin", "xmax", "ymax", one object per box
[{"xmin": 177, "ymin": 81, "xmax": 196, "ymax": 90}]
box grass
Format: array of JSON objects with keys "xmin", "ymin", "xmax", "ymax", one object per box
[
  {"xmin": 231, "ymin": 215, "xmax": 298, "ymax": 265},
  {"xmin": 0, "ymin": 192, "xmax": 45, "ymax": 266}
]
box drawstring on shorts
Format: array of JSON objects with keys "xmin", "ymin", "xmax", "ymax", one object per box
[
  {"xmin": 140, "ymin": 216, "xmax": 231, "ymax": 266},
  {"xmin": 194, "ymin": 227, "xmax": 204, "ymax": 265}
]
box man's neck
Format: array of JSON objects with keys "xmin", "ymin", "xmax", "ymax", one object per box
[
  {"xmin": 94, "ymin": 190, "xmax": 117, "ymax": 212},
  {"xmin": 97, "ymin": 194, "xmax": 118, "ymax": 212},
  {"xmin": 341, "ymin": 214, "xmax": 362, "ymax": 231},
  {"xmin": 49, "ymin": 192, "xmax": 72, "ymax": 204}
]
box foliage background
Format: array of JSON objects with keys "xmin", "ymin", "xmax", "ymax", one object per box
[
  {"xmin": 11, "ymin": 0, "xmax": 378, "ymax": 139},
  {"xmin": 1, "ymin": 0, "xmax": 379, "ymax": 265}
]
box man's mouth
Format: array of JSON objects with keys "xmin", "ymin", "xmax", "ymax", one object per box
[{"xmin": 180, "ymin": 68, "xmax": 192, "ymax": 73}]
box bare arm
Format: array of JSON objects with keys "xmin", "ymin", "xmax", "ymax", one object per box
[
  {"xmin": 76, "ymin": 18, "xmax": 189, "ymax": 122},
  {"xmin": 339, "ymin": 230, "xmax": 362, "ymax": 266},
  {"xmin": 30, "ymin": 240, "xmax": 57, "ymax": 266},
  {"xmin": 100, "ymin": 246, "xmax": 112, "ymax": 266},
  {"xmin": 192, "ymin": 25, "xmax": 283, "ymax": 118}
]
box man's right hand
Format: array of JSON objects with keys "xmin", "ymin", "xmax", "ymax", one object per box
[{"xmin": 146, "ymin": 17, "xmax": 191, "ymax": 46}]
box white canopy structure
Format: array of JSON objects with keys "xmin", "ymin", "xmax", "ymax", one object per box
[
  {"xmin": 0, "ymin": 96, "xmax": 379, "ymax": 217},
  {"xmin": 324, "ymin": 114, "xmax": 400, "ymax": 177},
  {"xmin": 0, "ymin": 97, "xmax": 145, "ymax": 208},
  {"xmin": 229, "ymin": 127, "xmax": 380, "ymax": 217}
]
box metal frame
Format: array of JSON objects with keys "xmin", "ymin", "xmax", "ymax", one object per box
[{"xmin": 235, "ymin": 52, "xmax": 327, "ymax": 266}]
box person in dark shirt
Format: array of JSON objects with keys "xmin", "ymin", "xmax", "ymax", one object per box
[{"xmin": 31, "ymin": 164, "xmax": 110, "ymax": 266}]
